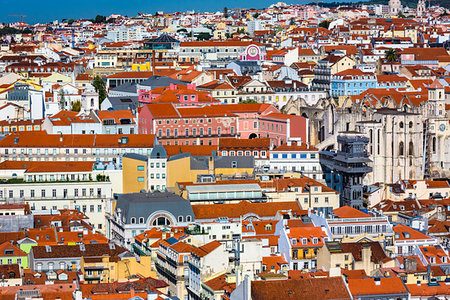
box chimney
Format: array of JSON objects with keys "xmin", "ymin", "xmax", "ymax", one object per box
[
  {"xmin": 208, "ymin": 156, "xmax": 214, "ymax": 175},
  {"xmin": 362, "ymin": 244, "xmax": 372, "ymax": 273}
]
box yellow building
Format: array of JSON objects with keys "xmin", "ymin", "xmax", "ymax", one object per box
[
  {"xmin": 122, "ymin": 153, "xmax": 148, "ymax": 193},
  {"xmin": 316, "ymin": 241, "xmax": 395, "ymax": 276},
  {"xmin": 30, "ymin": 72, "xmax": 72, "ymax": 86},
  {"xmin": 167, "ymin": 155, "xmax": 254, "ymax": 189},
  {"xmin": 80, "ymin": 252, "xmax": 155, "ymax": 283}
]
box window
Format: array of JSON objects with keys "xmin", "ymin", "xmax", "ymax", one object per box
[
  {"xmin": 131, "ymin": 217, "xmax": 136, "ymax": 224},
  {"xmin": 137, "ymin": 165, "xmax": 145, "ymax": 171},
  {"xmin": 137, "ymin": 177, "xmax": 145, "ymax": 182},
  {"xmin": 231, "ymin": 161, "xmax": 238, "ymax": 168}
]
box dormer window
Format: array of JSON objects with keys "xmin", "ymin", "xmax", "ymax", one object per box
[
  {"xmin": 302, "ymin": 238, "xmax": 307, "ymax": 245},
  {"xmin": 291, "ymin": 238, "xmax": 297, "ymax": 245}
]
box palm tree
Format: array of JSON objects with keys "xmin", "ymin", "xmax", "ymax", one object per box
[{"xmin": 385, "ymin": 48, "xmax": 398, "ymax": 74}]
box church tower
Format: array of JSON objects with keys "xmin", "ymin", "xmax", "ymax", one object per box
[
  {"xmin": 417, "ymin": 0, "xmax": 426, "ymax": 17},
  {"xmin": 389, "ymin": 0, "xmax": 403, "ymax": 15}
]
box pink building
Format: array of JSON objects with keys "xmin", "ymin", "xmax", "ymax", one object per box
[
  {"xmin": 139, "ymin": 103, "xmax": 238, "ymax": 146},
  {"xmin": 139, "ymin": 103, "xmax": 308, "ymax": 147}
]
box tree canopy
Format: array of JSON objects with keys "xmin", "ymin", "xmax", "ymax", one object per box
[{"xmin": 92, "ymin": 76, "xmax": 107, "ymax": 104}]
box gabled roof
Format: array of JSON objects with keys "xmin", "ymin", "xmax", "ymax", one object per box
[
  {"xmin": 394, "ymin": 224, "xmax": 433, "ymax": 241},
  {"xmin": 192, "ymin": 201, "xmax": 302, "ymax": 220},
  {"xmin": 251, "ymin": 277, "xmax": 351, "ymax": 300},
  {"xmin": 333, "ymin": 206, "xmax": 371, "ymax": 218},
  {"xmin": 348, "ymin": 277, "xmax": 408, "ymax": 296}
]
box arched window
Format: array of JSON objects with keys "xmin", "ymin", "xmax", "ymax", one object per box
[
  {"xmin": 399, "ymin": 141, "xmax": 404, "ymax": 156},
  {"xmin": 399, "ymin": 122, "xmax": 404, "ymax": 129},
  {"xmin": 409, "ymin": 121, "xmax": 413, "ymax": 129},
  {"xmin": 130, "ymin": 217, "xmax": 136, "ymax": 224},
  {"xmin": 178, "ymin": 216, "xmax": 183, "ymax": 222},
  {"xmin": 152, "ymin": 216, "xmax": 171, "ymax": 226},
  {"xmin": 139, "ymin": 217, "xmax": 145, "ymax": 224},
  {"xmin": 186, "ymin": 215, "xmax": 192, "ymax": 222},
  {"xmin": 409, "ymin": 141, "xmax": 414, "ymax": 156}
]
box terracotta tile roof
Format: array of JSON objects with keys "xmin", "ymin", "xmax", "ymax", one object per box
[
  {"xmin": 197, "ymin": 80, "xmax": 235, "ymax": 90},
  {"xmin": 341, "ymin": 269, "xmax": 367, "ymax": 279},
  {"xmin": 48, "ymin": 111, "xmax": 97, "ymax": 125},
  {"xmin": 0, "ymin": 161, "xmax": 95, "ymax": 173},
  {"xmin": 259, "ymin": 177, "xmax": 337, "ymax": 194},
  {"xmin": 75, "ymin": 73, "xmax": 93, "ymax": 81},
  {"xmin": 180, "ymin": 40, "xmax": 261, "ymax": 47},
  {"xmin": 399, "ymin": 47, "xmax": 448, "ymax": 61},
  {"xmin": 348, "ymin": 277, "xmax": 408, "ymax": 296},
  {"xmin": 0, "ymin": 241, "xmax": 27, "ymax": 257},
  {"xmin": 251, "ymin": 277, "xmax": 351, "ymax": 300},
  {"xmin": 169, "ymin": 241, "xmax": 197, "ymax": 254},
  {"xmin": 419, "ymin": 245, "xmax": 450, "ymax": 264},
  {"xmin": 0, "ymin": 119, "xmax": 43, "ymax": 126},
  {"xmin": 106, "ymin": 71, "xmax": 154, "ymax": 79},
  {"xmin": 192, "ymin": 201, "xmax": 302, "ymax": 220},
  {"xmin": 333, "ymin": 206, "xmax": 371, "ymax": 218},
  {"xmin": 164, "ymin": 145, "xmax": 218, "ymax": 158},
  {"xmin": 407, "ymin": 281, "xmax": 450, "ymax": 297},
  {"xmin": 31, "ymin": 243, "xmax": 128, "ymax": 259},
  {"xmin": 262, "ymin": 255, "xmax": 288, "ymax": 272},
  {"xmin": 272, "ymin": 141, "xmax": 317, "ymax": 152},
  {"xmin": 203, "ymin": 274, "xmax": 236, "ymax": 291},
  {"xmin": 0, "ymin": 131, "xmax": 155, "ymax": 148},
  {"xmin": 338, "ymin": 242, "xmax": 392, "ymax": 264},
  {"xmin": 0, "ymin": 283, "xmax": 76, "ymax": 300},
  {"xmin": 0, "ymin": 264, "xmax": 20, "ymax": 279},
  {"xmin": 79, "ymin": 277, "xmax": 168, "ymax": 297},
  {"xmin": 218, "ymin": 138, "xmax": 270, "ymax": 150},
  {"xmin": 288, "ymin": 226, "xmax": 328, "ymax": 248},
  {"xmin": 192, "ymin": 240, "xmax": 222, "ymax": 257},
  {"xmin": 97, "ymin": 110, "xmax": 135, "ymax": 123},
  {"xmin": 394, "ymin": 224, "xmax": 433, "ymax": 241},
  {"xmin": 22, "ymin": 269, "xmax": 78, "ymax": 285}
]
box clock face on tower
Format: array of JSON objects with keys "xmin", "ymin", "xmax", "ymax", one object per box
[
  {"xmin": 248, "ymin": 46, "xmax": 258, "ymax": 57},
  {"xmin": 440, "ymin": 124, "xmax": 446, "ymax": 132}
]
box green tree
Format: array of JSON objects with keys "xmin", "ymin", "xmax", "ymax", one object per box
[
  {"xmin": 240, "ymin": 99, "xmax": 258, "ymax": 104},
  {"xmin": 71, "ymin": 100, "xmax": 81, "ymax": 112},
  {"xmin": 93, "ymin": 15, "xmax": 107, "ymax": 23},
  {"xmin": 253, "ymin": 12, "xmax": 260, "ymax": 18},
  {"xmin": 68, "ymin": 19, "xmax": 75, "ymax": 25},
  {"xmin": 384, "ymin": 48, "xmax": 398, "ymax": 73},
  {"xmin": 319, "ymin": 20, "xmax": 331, "ymax": 29},
  {"xmin": 224, "ymin": 7, "xmax": 229, "ymax": 18},
  {"xmin": 197, "ymin": 32, "xmax": 212, "ymax": 41},
  {"xmin": 92, "ymin": 75, "xmax": 107, "ymax": 104}
]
